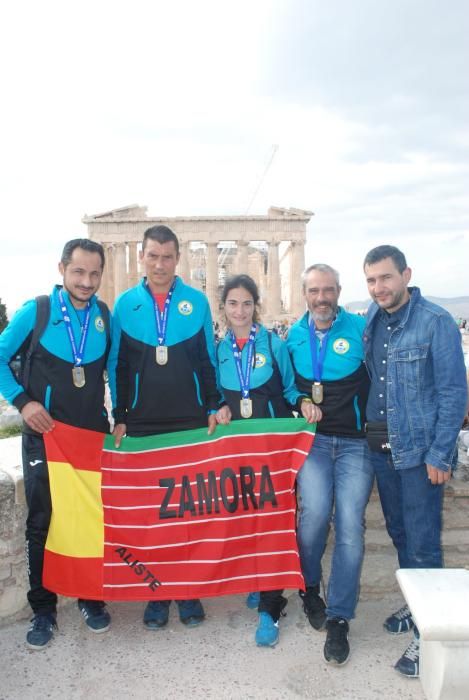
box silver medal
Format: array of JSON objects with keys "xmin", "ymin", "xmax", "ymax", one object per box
[
  {"xmin": 72, "ymin": 366, "xmax": 86, "ymax": 388},
  {"xmin": 156, "ymin": 345, "xmax": 168, "ymax": 365},
  {"xmin": 240, "ymin": 398, "xmax": 253, "ymax": 418},
  {"xmin": 312, "ymin": 382, "xmax": 323, "ymax": 404}
]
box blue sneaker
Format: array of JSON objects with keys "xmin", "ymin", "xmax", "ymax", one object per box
[
  {"xmin": 26, "ymin": 613, "xmax": 57, "ymax": 649},
  {"xmin": 255, "ymin": 612, "xmax": 279, "ymax": 647},
  {"xmin": 78, "ymin": 600, "xmax": 111, "ymax": 633},
  {"xmin": 394, "ymin": 636, "xmax": 420, "ymax": 677},
  {"xmin": 384, "ymin": 604, "xmax": 414, "ymax": 634},
  {"xmin": 246, "ymin": 592, "xmax": 260, "ymax": 609},
  {"xmin": 143, "ymin": 601, "xmax": 170, "ymax": 629},
  {"xmin": 177, "ymin": 599, "xmax": 205, "ymax": 627}
]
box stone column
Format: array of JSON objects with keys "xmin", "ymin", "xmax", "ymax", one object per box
[
  {"xmin": 128, "ymin": 242, "xmax": 139, "ymax": 288},
  {"xmin": 266, "ymin": 241, "xmax": 281, "ymax": 319},
  {"xmin": 235, "ymin": 241, "xmax": 249, "ymax": 274},
  {"xmin": 177, "ymin": 239, "xmax": 191, "ymax": 283},
  {"xmin": 100, "ymin": 245, "xmax": 109, "ymax": 306},
  {"xmin": 100, "ymin": 244, "xmax": 114, "ymax": 308},
  {"xmin": 205, "ymin": 242, "xmax": 219, "ymax": 316},
  {"xmin": 289, "ymin": 240, "xmax": 305, "ymax": 318},
  {"xmin": 114, "ymin": 243, "xmax": 127, "ymax": 298}
]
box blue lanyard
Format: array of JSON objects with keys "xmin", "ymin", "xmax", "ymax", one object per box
[
  {"xmin": 58, "ymin": 290, "xmax": 91, "ymax": 367},
  {"xmin": 150, "ymin": 279, "xmax": 177, "ymax": 346},
  {"xmin": 308, "ymin": 320, "xmax": 330, "ymax": 382},
  {"xmin": 230, "ymin": 324, "xmax": 257, "ymax": 399}
]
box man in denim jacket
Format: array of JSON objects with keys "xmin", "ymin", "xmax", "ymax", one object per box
[{"xmin": 363, "ymin": 244, "xmax": 467, "ymax": 678}]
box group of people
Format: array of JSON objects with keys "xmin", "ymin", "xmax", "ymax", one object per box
[{"xmin": 0, "ymin": 226, "xmax": 466, "ymax": 681}]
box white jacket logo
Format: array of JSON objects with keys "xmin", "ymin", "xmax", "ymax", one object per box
[
  {"xmin": 333, "ymin": 338, "xmax": 350, "ymax": 354},
  {"xmin": 255, "ymin": 353, "xmax": 266, "ymax": 368},
  {"xmin": 178, "ymin": 301, "xmax": 193, "ymax": 316}
]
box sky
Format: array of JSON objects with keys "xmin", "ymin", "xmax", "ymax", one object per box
[{"xmin": 1, "ymin": 0, "xmax": 468, "ymax": 314}]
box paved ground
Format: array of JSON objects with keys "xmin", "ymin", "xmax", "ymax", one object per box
[{"xmin": 0, "ymin": 593, "xmax": 425, "ymax": 700}]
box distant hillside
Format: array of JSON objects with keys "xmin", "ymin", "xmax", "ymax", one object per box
[
  {"xmin": 344, "ymin": 296, "xmax": 469, "ymax": 319},
  {"xmin": 426, "ymin": 297, "xmax": 469, "ymax": 320}
]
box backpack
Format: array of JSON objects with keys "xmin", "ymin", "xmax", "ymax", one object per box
[{"xmin": 14, "ymin": 295, "xmax": 111, "ymax": 391}]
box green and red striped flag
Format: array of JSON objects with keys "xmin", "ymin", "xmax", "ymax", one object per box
[{"xmin": 43, "ymin": 418, "xmax": 315, "ymax": 600}]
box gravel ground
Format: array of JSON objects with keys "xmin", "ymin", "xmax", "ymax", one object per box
[{"xmin": 0, "ymin": 593, "xmax": 425, "ymax": 700}]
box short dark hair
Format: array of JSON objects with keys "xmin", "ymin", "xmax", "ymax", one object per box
[
  {"xmin": 142, "ymin": 225, "xmax": 179, "ymax": 254},
  {"xmin": 61, "ymin": 239, "xmax": 105, "ymax": 269},
  {"xmin": 221, "ymin": 274, "xmax": 260, "ymax": 324},
  {"xmin": 363, "ymin": 245, "xmax": 407, "ymax": 273}
]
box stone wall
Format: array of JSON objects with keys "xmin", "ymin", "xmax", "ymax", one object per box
[
  {"xmin": 358, "ymin": 470, "xmax": 469, "ymax": 598},
  {"xmin": 0, "ymin": 437, "xmax": 28, "ymax": 622},
  {"xmin": 320, "ymin": 440, "xmax": 469, "ymax": 596},
  {"xmin": 1, "ymin": 436, "xmax": 468, "ymax": 626}
]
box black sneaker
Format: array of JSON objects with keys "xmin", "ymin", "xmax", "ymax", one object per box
[
  {"xmin": 394, "ymin": 636, "xmax": 420, "ymax": 677},
  {"xmin": 299, "ymin": 586, "xmax": 326, "ymax": 630},
  {"xmin": 78, "ymin": 600, "xmax": 111, "ymax": 633},
  {"xmin": 324, "ymin": 618, "xmax": 350, "ymax": 665},
  {"xmin": 26, "ymin": 613, "xmax": 57, "ymax": 650}
]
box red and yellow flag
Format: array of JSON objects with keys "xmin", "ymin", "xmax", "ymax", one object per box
[{"xmin": 43, "ymin": 419, "xmax": 315, "ymax": 600}]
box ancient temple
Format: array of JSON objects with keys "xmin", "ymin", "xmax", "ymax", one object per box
[{"xmin": 83, "ymin": 205, "xmax": 313, "ymax": 321}]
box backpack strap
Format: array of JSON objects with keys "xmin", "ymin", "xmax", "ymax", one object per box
[
  {"xmin": 22, "ymin": 295, "xmax": 50, "ymax": 392},
  {"xmin": 21, "ymin": 297, "xmax": 110, "ymax": 392}
]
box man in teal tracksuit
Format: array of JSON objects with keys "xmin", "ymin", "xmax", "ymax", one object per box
[
  {"xmin": 287, "ymin": 263, "xmax": 373, "ymax": 666},
  {"xmin": 108, "ymin": 224, "xmax": 222, "ymax": 630},
  {"xmin": 0, "ymin": 239, "xmax": 111, "ymax": 649}
]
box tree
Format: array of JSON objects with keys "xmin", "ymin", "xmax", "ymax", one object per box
[{"xmin": 0, "ymin": 298, "xmax": 8, "ymax": 333}]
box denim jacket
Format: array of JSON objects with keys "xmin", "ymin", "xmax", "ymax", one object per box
[{"xmin": 364, "ymin": 287, "xmax": 467, "ymax": 471}]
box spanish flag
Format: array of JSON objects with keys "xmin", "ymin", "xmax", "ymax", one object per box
[{"xmin": 43, "ymin": 419, "xmax": 315, "ymax": 601}]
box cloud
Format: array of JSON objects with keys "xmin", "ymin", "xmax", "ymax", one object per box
[
  {"xmin": 0, "ymin": 0, "xmax": 468, "ymax": 313},
  {"xmin": 263, "ymin": 1, "xmax": 469, "ymax": 122}
]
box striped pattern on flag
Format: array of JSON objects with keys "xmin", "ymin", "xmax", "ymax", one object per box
[{"xmin": 43, "ymin": 419, "xmax": 315, "ymax": 601}]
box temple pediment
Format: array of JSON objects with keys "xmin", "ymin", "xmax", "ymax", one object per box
[
  {"xmin": 83, "ymin": 204, "xmax": 148, "ymax": 221},
  {"xmin": 83, "ymin": 205, "xmax": 312, "ymax": 223},
  {"xmin": 84, "ymin": 204, "xmax": 313, "ymax": 321}
]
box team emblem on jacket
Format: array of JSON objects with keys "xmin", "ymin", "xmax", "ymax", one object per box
[
  {"xmin": 333, "ymin": 338, "xmax": 350, "ymax": 354},
  {"xmin": 178, "ymin": 300, "xmax": 193, "ymax": 315},
  {"xmin": 255, "ymin": 353, "xmax": 266, "ymax": 368},
  {"xmin": 95, "ymin": 316, "xmax": 105, "ymax": 332}
]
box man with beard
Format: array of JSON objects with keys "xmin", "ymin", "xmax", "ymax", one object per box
[
  {"xmin": 363, "ymin": 245, "xmax": 467, "ymax": 677},
  {"xmin": 0, "ymin": 239, "xmax": 111, "ymax": 649},
  {"xmin": 287, "ymin": 264, "xmax": 373, "ymax": 666}
]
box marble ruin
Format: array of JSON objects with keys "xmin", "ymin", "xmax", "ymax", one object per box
[{"xmin": 83, "ymin": 204, "xmax": 313, "ymax": 321}]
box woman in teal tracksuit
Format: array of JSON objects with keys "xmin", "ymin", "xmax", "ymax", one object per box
[{"xmin": 215, "ymin": 274, "xmax": 321, "ymax": 648}]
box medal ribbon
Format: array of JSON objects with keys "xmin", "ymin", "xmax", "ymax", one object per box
[
  {"xmin": 149, "ymin": 278, "xmax": 177, "ymax": 346},
  {"xmin": 230, "ymin": 324, "xmax": 257, "ymax": 399},
  {"xmin": 308, "ymin": 320, "xmax": 331, "ymax": 381},
  {"xmin": 58, "ymin": 289, "xmax": 91, "ymax": 367}
]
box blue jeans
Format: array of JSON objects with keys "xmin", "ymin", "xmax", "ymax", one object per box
[
  {"xmin": 370, "ymin": 452, "xmax": 443, "ymax": 569},
  {"xmin": 297, "ymin": 433, "xmax": 374, "ymax": 620}
]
